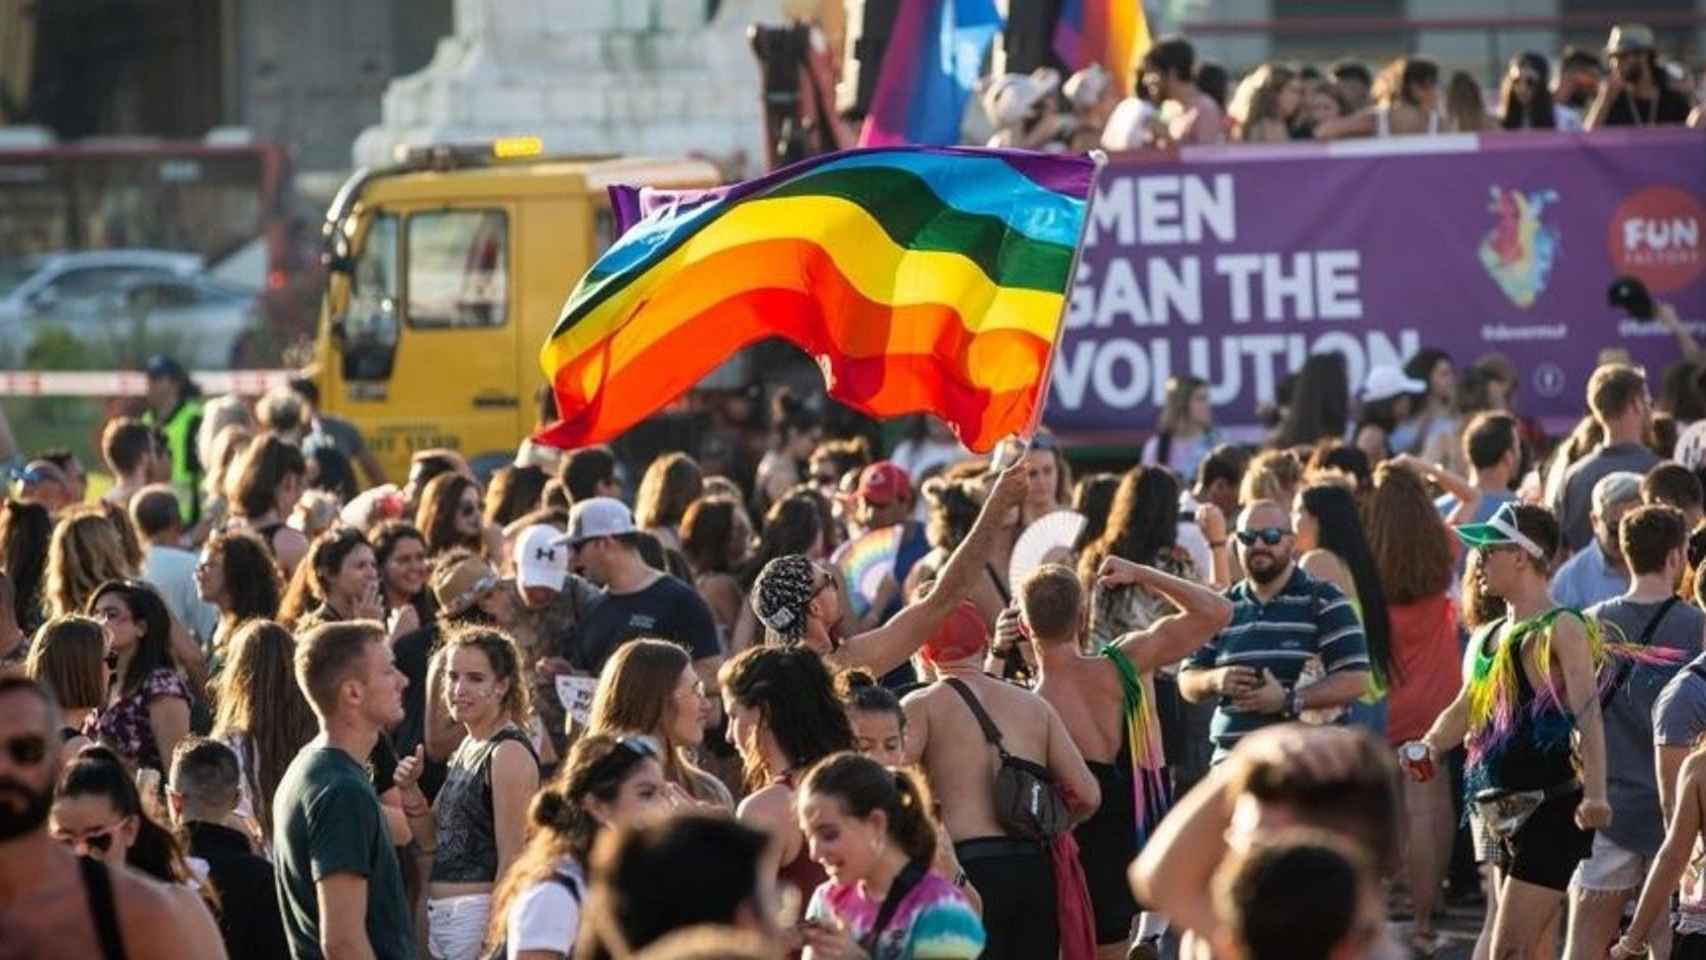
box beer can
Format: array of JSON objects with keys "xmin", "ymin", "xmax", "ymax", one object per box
[{"xmin": 1402, "ymin": 742, "xmax": 1435, "ymax": 782}]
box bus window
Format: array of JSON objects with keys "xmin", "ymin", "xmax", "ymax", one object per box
[
  {"xmin": 406, "ymin": 209, "xmax": 507, "ymax": 329},
  {"xmin": 341, "ymin": 212, "xmax": 399, "ymax": 381}
]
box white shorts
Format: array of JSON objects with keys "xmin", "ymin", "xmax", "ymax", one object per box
[
  {"xmin": 1570, "ymin": 833, "xmax": 1650, "ymax": 894},
  {"xmin": 426, "ymin": 893, "xmax": 492, "ymax": 960}
]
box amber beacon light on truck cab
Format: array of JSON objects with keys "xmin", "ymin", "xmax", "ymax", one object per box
[{"xmin": 311, "ymin": 136, "xmax": 721, "ymax": 480}]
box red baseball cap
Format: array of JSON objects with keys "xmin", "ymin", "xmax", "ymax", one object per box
[{"xmin": 856, "ymin": 461, "xmax": 912, "ymax": 505}]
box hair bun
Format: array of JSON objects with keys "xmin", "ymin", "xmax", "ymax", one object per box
[
  {"xmin": 837, "ymin": 668, "xmax": 878, "ymax": 696},
  {"xmin": 533, "ymin": 788, "xmax": 571, "ymax": 827}
]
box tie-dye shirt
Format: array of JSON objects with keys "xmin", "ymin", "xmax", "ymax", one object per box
[{"xmin": 805, "ymin": 871, "xmax": 984, "ymax": 959}]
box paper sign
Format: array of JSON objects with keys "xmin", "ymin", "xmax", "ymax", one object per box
[{"xmin": 555, "ymin": 674, "xmax": 600, "ymax": 727}]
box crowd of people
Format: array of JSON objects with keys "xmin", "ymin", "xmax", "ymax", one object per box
[
  {"xmin": 0, "ymin": 233, "xmax": 1703, "ymax": 957},
  {"xmin": 973, "ymin": 21, "xmax": 1701, "ymax": 153},
  {"xmin": 0, "ymin": 4, "xmax": 1701, "ymax": 960}
]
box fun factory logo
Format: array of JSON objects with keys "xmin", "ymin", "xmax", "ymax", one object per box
[
  {"xmin": 1478, "ymin": 186, "xmax": 1561, "ymax": 309},
  {"xmin": 1608, "ymin": 185, "xmax": 1706, "ymax": 294}
]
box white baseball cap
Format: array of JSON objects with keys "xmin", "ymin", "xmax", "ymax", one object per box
[
  {"xmin": 515, "ymin": 524, "xmax": 569, "ymax": 591},
  {"xmin": 1362, "ymin": 365, "xmax": 1428, "ymax": 403},
  {"xmin": 557, "ymin": 497, "xmax": 637, "ymax": 546}
]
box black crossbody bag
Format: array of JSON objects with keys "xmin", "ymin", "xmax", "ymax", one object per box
[{"xmin": 943, "ymin": 678, "xmax": 1072, "ymax": 840}]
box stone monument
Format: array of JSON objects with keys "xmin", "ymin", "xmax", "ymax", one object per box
[{"xmin": 353, "ymin": 0, "xmax": 785, "ymax": 174}]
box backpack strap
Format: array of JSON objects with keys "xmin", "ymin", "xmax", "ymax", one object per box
[
  {"xmin": 943, "ymin": 678, "xmax": 1011, "ymax": 759},
  {"xmin": 1600, "ymin": 597, "xmax": 1680, "ymax": 710}
]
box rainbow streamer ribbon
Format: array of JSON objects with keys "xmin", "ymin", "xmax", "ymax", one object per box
[
  {"xmin": 1465, "ymin": 607, "xmax": 1684, "ymax": 784},
  {"xmin": 1101, "ymin": 643, "xmax": 1169, "ymax": 846}
]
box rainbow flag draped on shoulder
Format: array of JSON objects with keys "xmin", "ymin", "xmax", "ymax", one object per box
[{"xmin": 536, "ymin": 147, "xmax": 1096, "ymax": 454}]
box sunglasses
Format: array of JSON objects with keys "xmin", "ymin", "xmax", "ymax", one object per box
[
  {"xmin": 1235, "ymin": 527, "xmax": 1291, "ymax": 547},
  {"xmin": 809, "ymin": 473, "xmax": 838, "ymax": 487},
  {"xmin": 458, "ymin": 502, "xmax": 481, "ymax": 517},
  {"xmin": 2, "ymin": 734, "xmax": 47, "ymax": 766},
  {"xmin": 53, "ymin": 818, "xmax": 129, "ymax": 855}
]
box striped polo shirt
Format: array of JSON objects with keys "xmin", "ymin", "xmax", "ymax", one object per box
[{"xmin": 1187, "ymin": 566, "xmax": 1369, "ymax": 759}]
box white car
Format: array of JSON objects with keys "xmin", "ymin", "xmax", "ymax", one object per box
[{"xmin": 0, "ymin": 249, "xmax": 265, "ymax": 368}]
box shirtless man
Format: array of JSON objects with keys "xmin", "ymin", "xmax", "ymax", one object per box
[
  {"xmin": 0, "ymin": 675, "xmax": 227, "ymax": 960},
  {"xmin": 749, "ymin": 461, "xmax": 1028, "ymax": 677},
  {"xmin": 902, "ymin": 601, "xmax": 1099, "ymax": 960},
  {"xmin": 1030, "ymin": 560, "xmax": 1233, "ymax": 959}
]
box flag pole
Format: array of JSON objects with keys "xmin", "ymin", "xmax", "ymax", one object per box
[{"xmin": 997, "ymin": 148, "xmax": 1107, "ymax": 472}]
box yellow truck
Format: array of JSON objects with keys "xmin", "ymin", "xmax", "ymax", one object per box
[{"xmin": 311, "ymin": 140, "xmax": 721, "ymax": 480}]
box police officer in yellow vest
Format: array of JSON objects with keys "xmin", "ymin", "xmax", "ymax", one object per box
[{"xmin": 142, "ymin": 355, "xmax": 205, "ymax": 525}]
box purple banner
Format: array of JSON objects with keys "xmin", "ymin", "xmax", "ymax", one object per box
[{"xmin": 1043, "ymin": 129, "xmax": 1706, "ymax": 440}]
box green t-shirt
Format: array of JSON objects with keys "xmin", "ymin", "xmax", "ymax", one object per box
[{"xmin": 272, "ymin": 744, "xmax": 415, "ymax": 960}]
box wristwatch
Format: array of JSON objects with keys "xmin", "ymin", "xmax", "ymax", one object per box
[{"xmin": 1281, "ymin": 687, "xmax": 1301, "ymax": 720}]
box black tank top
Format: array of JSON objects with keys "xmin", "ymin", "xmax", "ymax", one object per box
[
  {"xmin": 80, "ymin": 855, "xmax": 129, "ymax": 960},
  {"xmin": 1480, "ymin": 619, "xmax": 1579, "ymax": 792},
  {"xmin": 429, "ymin": 726, "xmax": 537, "ymax": 884}
]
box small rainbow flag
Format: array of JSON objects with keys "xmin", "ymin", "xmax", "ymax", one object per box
[
  {"xmin": 537, "ymin": 147, "xmax": 1095, "ymax": 454},
  {"xmin": 1053, "ymin": 0, "xmax": 1151, "ymax": 96}
]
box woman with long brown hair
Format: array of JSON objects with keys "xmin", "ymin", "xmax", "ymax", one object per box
[
  {"xmin": 1365, "ymin": 461, "xmax": 1461, "ymax": 954},
  {"xmin": 1079, "ymin": 466, "xmax": 1203, "ymax": 646},
  {"xmin": 635, "ymin": 452, "xmax": 704, "ymax": 553},
  {"xmin": 277, "ymin": 526, "xmax": 380, "ymax": 630},
  {"xmin": 485, "ymin": 734, "xmax": 673, "ymax": 959},
  {"xmin": 25, "ymin": 615, "xmax": 108, "ymax": 752},
  {"xmin": 680, "ymin": 495, "xmax": 752, "ymax": 641},
  {"xmin": 1, "ymin": 496, "xmax": 53, "ymax": 634},
  {"xmin": 194, "ymin": 529, "xmax": 283, "ymax": 659},
  {"xmin": 1228, "ymin": 63, "xmax": 1300, "ymax": 143},
  {"xmin": 418, "ymin": 472, "xmax": 486, "ymax": 560},
  {"xmin": 84, "ymin": 580, "xmax": 191, "ymax": 774},
  {"xmin": 45, "ymin": 506, "xmax": 136, "ymax": 618},
  {"xmin": 719, "ymin": 645, "xmax": 854, "ymax": 917},
  {"xmin": 210, "ymin": 619, "xmax": 316, "ymax": 849},
  {"xmin": 588, "ymin": 639, "xmax": 732, "ymax": 809},
  {"xmin": 396, "ymin": 626, "xmax": 540, "ymax": 960},
  {"xmin": 225, "ymin": 432, "xmax": 309, "ymax": 575}
]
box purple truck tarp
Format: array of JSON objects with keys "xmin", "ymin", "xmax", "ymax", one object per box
[{"xmin": 1042, "ymin": 128, "xmax": 1706, "ymax": 441}]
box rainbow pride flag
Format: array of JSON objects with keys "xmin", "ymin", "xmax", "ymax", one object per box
[
  {"xmin": 537, "ymin": 146, "xmax": 1094, "ymax": 454},
  {"xmin": 1053, "ymin": 0, "xmax": 1151, "ymax": 95},
  {"xmin": 858, "ymin": 0, "xmax": 1002, "ymax": 147}
]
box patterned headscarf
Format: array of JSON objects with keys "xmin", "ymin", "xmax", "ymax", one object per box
[{"xmin": 751, "ymin": 554, "xmax": 817, "ymax": 643}]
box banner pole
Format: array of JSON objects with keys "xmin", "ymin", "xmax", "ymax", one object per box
[{"xmin": 1018, "ymin": 148, "xmax": 1107, "ymax": 446}]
